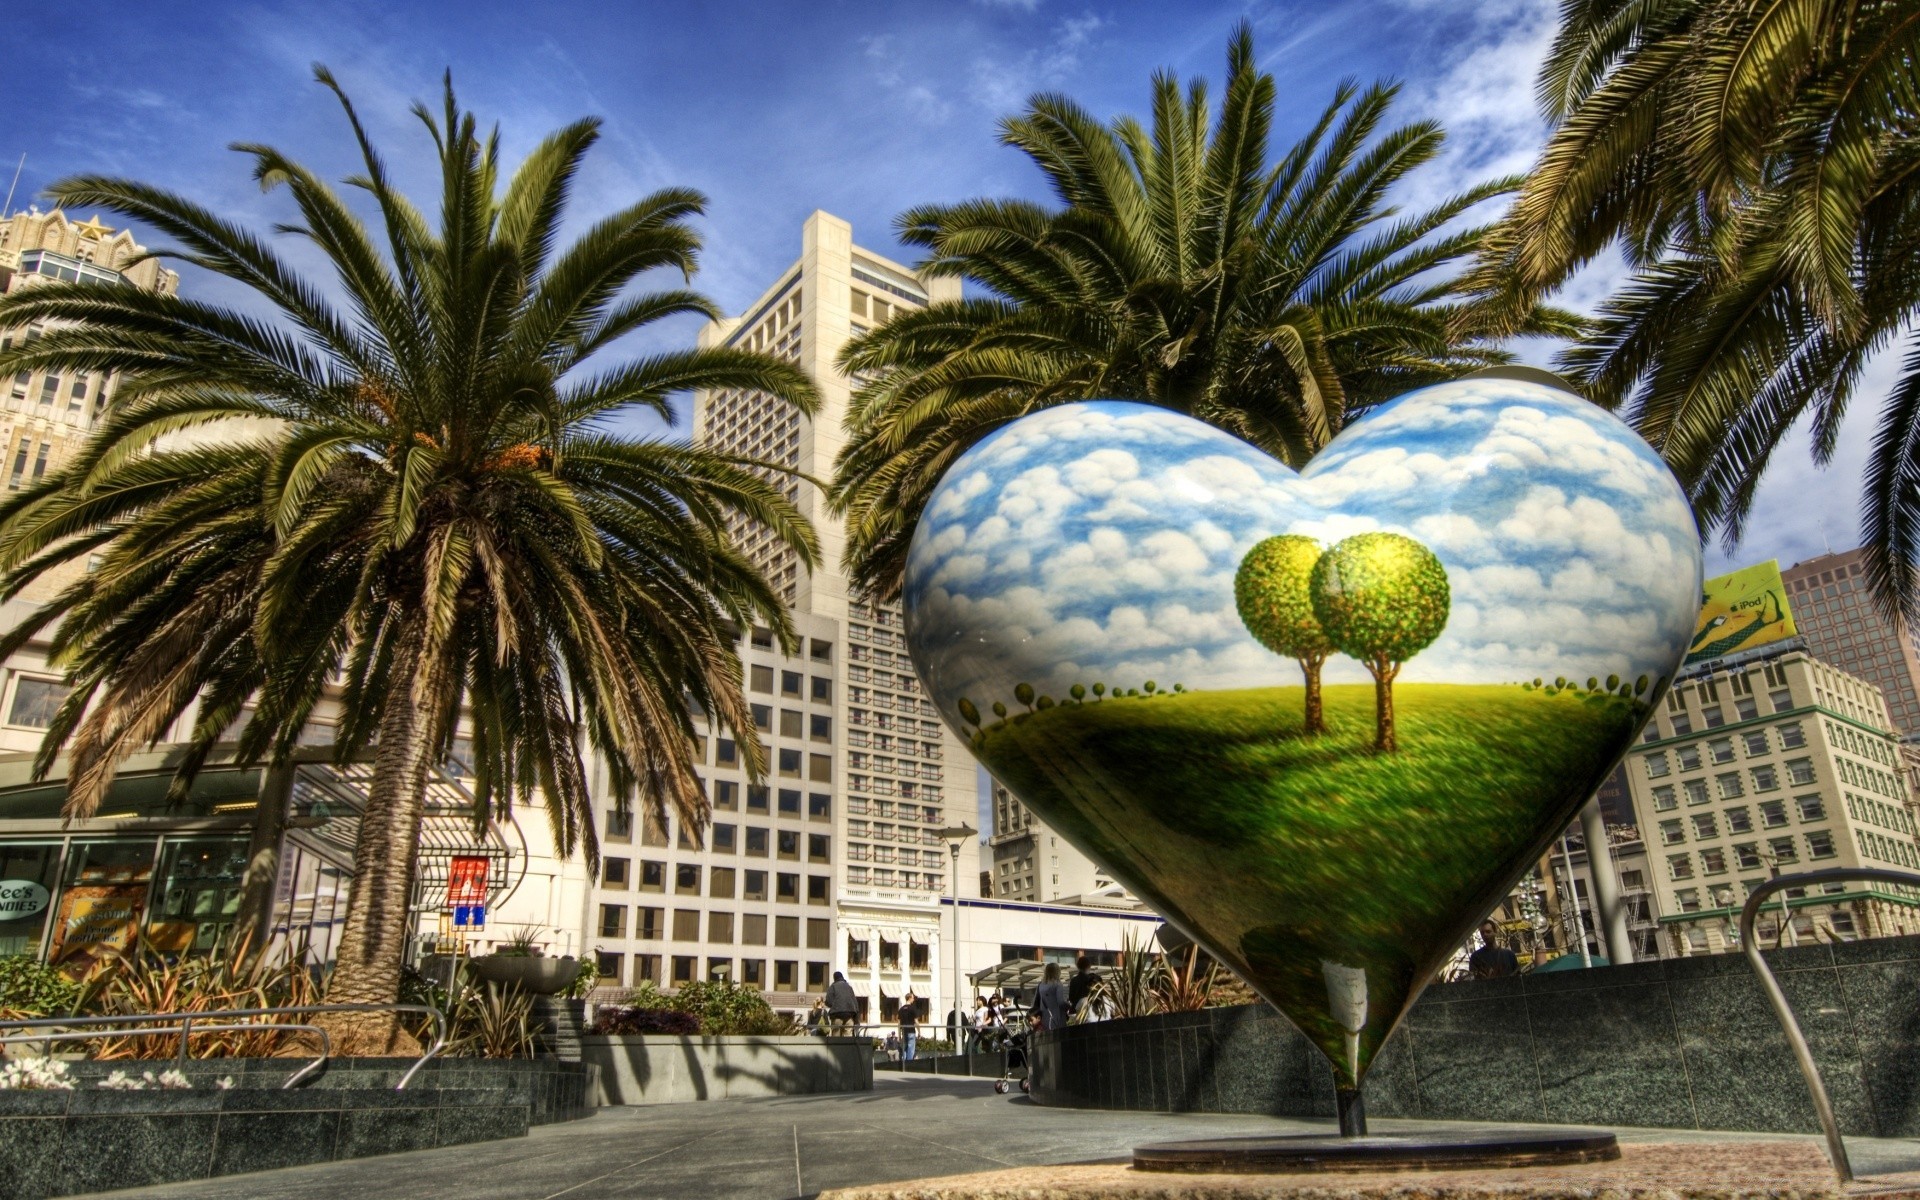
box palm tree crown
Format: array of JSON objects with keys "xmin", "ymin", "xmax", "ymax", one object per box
[
  {"xmin": 1484, "ymin": 0, "xmax": 1920, "ymax": 617},
  {"xmin": 0, "ymin": 71, "xmax": 818, "ymax": 1018},
  {"xmin": 829, "ymin": 25, "xmax": 1576, "ymax": 599}
]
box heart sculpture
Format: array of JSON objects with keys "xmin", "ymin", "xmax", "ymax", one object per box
[{"xmin": 904, "ymin": 373, "xmax": 1701, "ymax": 1102}]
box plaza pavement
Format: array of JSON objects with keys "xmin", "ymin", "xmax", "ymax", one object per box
[{"xmin": 79, "ymin": 1074, "xmax": 1920, "ymax": 1200}]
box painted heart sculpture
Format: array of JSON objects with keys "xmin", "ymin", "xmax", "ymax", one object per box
[{"xmin": 904, "ymin": 372, "xmax": 1701, "ymax": 1099}]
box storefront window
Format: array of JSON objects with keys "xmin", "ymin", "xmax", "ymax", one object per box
[
  {"xmin": 148, "ymin": 837, "xmax": 249, "ymax": 955},
  {"xmin": 47, "ymin": 839, "xmax": 157, "ymax": 975},
  {"xmin": 0, "ymin": 842, "xmax": 60, "ymax": 957}
]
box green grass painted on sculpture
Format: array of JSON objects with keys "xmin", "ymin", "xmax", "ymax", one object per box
[{"xmin": 969, "ymin": 682, "xmax": 1641, "ymax": 1085}]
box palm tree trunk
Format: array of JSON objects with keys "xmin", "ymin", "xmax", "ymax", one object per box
[
  {"xmin": 1371, "ymin": 659, "xmax": 1399, "ymax": 752},
  {"xmin": 319, "ymin": 625, "xmax": 453, "ymax": 1055},
  {"xmin": 1300, "ymin": 654, "xmax": 1326, "ymax": 735},
  {"xmin": 231, "ymin": 762, "xmax": 294, "ymax": 966}
]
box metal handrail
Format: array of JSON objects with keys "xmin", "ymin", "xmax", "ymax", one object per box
[
  {"xmin": 0, "ymin": 1024, "xmax": 332, "ymax": 1088},
  {"xmin": 0, "ymin": 1002, "xmax": 449, "ymax": 1090},
  {"xmin": 1738, "ymin": 865, "xmax": 1920, "ymax": 1182}
]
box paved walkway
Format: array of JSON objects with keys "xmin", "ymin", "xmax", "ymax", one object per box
[{"xmin": 84, "ymin": 1075, "xmax": 1920, "ymax": 1200}]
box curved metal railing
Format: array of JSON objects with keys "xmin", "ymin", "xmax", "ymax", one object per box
[
  {"xmin": 1739, "ymin": 865, "xmax": 1920, "ymax": 1182},
  {"xmin": 0, "ymin": 1002, "xmax": 448, "ymax": 1090}
]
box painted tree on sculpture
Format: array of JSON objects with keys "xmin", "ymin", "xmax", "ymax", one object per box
[
  {"xmin": 1310, "ymin": 532, "xmax": 1450, "ymax": 752},
  {"xmin": 1235, "ymin": 535, "xmax": 1334, "ymax": 734}
]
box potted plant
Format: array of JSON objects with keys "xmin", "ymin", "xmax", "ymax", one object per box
[{"xmin": 466, "ymin": 929, "xmax": 578, "ymax": 995}]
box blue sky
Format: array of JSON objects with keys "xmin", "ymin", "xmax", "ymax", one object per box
[
  {"xmin": 904, "ymin": 382, "xmax": 1702, "ymax": 719},
  {"xmin": 1, "ymin": 0, "xmax": 1873, "ymax": 576}
]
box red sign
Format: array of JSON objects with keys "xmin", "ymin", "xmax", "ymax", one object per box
[{"xmin": 448, "ymin": 857, "xmax": 489, "ymax": 905}]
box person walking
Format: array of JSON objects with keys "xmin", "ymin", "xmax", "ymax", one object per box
[
  {"xmin": 1034, "ymin": 963, "xmax": 1071, "ymax": 1032},
  {"xmin": 1067, "ymin": 954, "xmax": 1099, "ymax": 1014},
  {"xmin": 1469, "ymin": 920, "xmax": 1519, "ymax": 979},
  {"xmin": 968, "ymin": 995, "xmax": 989, "ymax": 1053},
  {"xmin": 825, "ymin": 971, "xmax": 860, "ymax": 1034},
  {"xmin": 898, "ymin": 991, "xmax": 921, "ymax": 1061}
]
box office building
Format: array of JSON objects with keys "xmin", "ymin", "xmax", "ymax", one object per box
[
  {"xmin": 1782, "ymin": 548, "xmax": 1920, "ymax": 741},
  {"xmin": 583, "ymin": 211, "xmax": 984, "ymax": 1019},
  {"xmin": 1622, "ymin": 645, "xmax": 1920, "ymax": 955},
  {"xmin": 988, "ymin": 777, "xmax": 1139, "ymax": 906}
]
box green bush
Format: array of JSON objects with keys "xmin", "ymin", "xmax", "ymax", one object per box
[
  {"xmin": 0, "ymin": 955, "xmax": 81, "ymax": 1018},
  {"xmin": 667, "ymin": 978, "xmax": 797, "ymax": 1035}
]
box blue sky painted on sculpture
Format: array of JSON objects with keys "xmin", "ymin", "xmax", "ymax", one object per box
[{"xmin": 904, "ymin": 381, "xmax": 1703, "ymax": 716}]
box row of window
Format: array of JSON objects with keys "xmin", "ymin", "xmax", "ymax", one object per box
[
  {"xmin": 603, "ymin": 847, "xmax": 832, "ymax": 892},
  {"xmin": 1668, "ymin": 832, "xmax": 1838, "ymax": 880},
  {"xmin": 1657, "ymin": 688, "xmax": 1792, "ymax": 737},
  {"xmin": 843, "ymin": 866, "xmax": 944, "ymax": 890},
  {"xmin": 594, "ymin": 950, "xmax": 831, "ymax": 992},
  {"xmin": 704, "ymin": 738, "xmax": 834, "ymax": 783},
  {"xmin": 1860, "ymin": 827, "xmax": 1920, "ymax": 868},
  {"xmin": 1672, "ymin": 878, "xmax": 1851, "ymax": 914},
  {"xmin": 1646, "ymin": 758, "xmax": 1815, "ymax": 797},
  {"xmin": 1643, "ymin": 723, "xmax": 1808, "ymax": 773},
  {"xmin": 1656, "ymin": 795, "xmax": 1827, "ymax": 845},
  {"xmin": 596, "ymin": 905, "xmax": 833, "ymax": 946},
  {"xmin": 1845, "ymin": 793, "xmax": 1915, "ymax": 834}
]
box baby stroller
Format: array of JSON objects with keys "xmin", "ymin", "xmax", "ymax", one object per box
[{"xmin": 993, "ymin": 1024, "xmax": 1032, "ymax": 1094}]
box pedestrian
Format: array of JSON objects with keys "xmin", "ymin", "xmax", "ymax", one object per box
[
  {"xmin": 1033, "ymin": 962, "xmax": 1071, "ymax": 1031},
  {"xmin": 825, "ymin": 970, "xmax": 860, "ymax": 1034},
  {"xmin": 898, "ymin": 991, "xmax": 921, "ymax": 1060},
  {"xmin": 969, "ymin": 994, "xmax": 989, "ymax": 1053},
  {"xmin": 884, "ymin": 1031, "xmax": 900, "ymax": 1062},
  {"xmin": 806, "ymin": 998, "xmax": 827, "ymax": 1035},
  {"xmin": 1067, "ymin": 954, "xmax": 1099, "ymax": 1012},
  {"xmin": 1468, "ymin": 920, "xmax": 1519, "ymax": 979}
]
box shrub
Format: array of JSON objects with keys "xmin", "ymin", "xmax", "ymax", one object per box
[
  {"xmin": 0, "ymin": 954, "xmax": 80, "ymax": 1019},
  {"xmin": 668, "ymin": 978, "xmax": 797, "ymax": 1035},
  {"xmin": 590, "ymin": 1007, "xmax": 701, "ymax": 1036}
]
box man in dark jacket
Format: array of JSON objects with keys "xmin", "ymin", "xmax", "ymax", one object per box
[
  {"xmin": 1067, "ymin": 954, "xmax": 1098, "ymax": 1013},
  {"xmin": 1468, "ymin": 920, "xmax": 1519, "ymax": 979},
  {"xmin": 825, "ymin": 971, "xmax": 860, "ymax": 1033}
]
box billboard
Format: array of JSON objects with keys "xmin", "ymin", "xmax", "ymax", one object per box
[{"xmin": 1686, "ymin": 560, "xmax": 1798, "ymax": 665}]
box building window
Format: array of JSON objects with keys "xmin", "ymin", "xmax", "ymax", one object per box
[
  {"xmin": 776, "ymin": 960, "xmax": 797, "ymax": 989},
  {"xmin": 599, "ymin": 904, "xmax": 626, "ymax": 938},
  {"xmin": 741, "ymin": 958, "xmax": 765, "ymax": 986},
  {"xmin": 1659, "ymin": 819, "xmax": 1685, "ymax": 846},
  {"xmin": 1786, "ymin": 758, "xmax": 1816, "ymax": 786},
  {"xmin": 778, "ymin": 748, "xmax": 802, "ymax": 777},
  {"xmin": 809, "ymin": 792, "xmax": 832, "ymax": 820},
  {"xmin": 778, "ymin": 830, "xmax": 800, "ymax": 859},
  {"xmin": 1677, "ymin": 745, "xmax": 1702, "ymax": 770},
  {"xmin": 1699, "ymin": 847, "xmax": 1727, "ymax": 875},
  {"xmin": 1675, "ymin": 887, "xmax": 1702, "ymax": 912},
  {"xmin": 1751, "ymin": 765, "xmax": 1778, "ymax": 791},
  {"xmin": 1759, "ymin": 800, "xmax": 1789, "ymax": 827},
  {"xmin": 1725, "ymin": 806, "xmax": 1753, "ymax": 833},
  {"xmin": 603, "ymin": 858, "xmax": 629, "ymax": 889},
  {"xmin": 746, "ymin": 827, "xmax": 769, "ymax": 857},
  {"xmin": 750, "ymin": 664, "xmax": 774, "ymax": 693},
  {"xmin": 675, "ymin": 864, "xmax": 701, "ymax": 894},
  {"xmin": 709, "ymin": 867, "xmax": 736, "ymax": 898},
  {"xmin": 715, "ymin": 781, "xmax": 739, "ymax": 809},
  {"xmin": 1651, "ymin": 785, "xmax": 1677, "ymax": 811},
  {"xmin": 807, "ymin": 918, "xmax": 831, "ymax": 950},
  {"xmin": 641, "ymin": 814, "xmax": 669, "ymax": 848},
  {"xmin": 595, "ymin": 951, "xmax": 623, "ymax": 981},
  {"xmin": 744, "ymin": 870, "xmax": 767, "ymax": 901},
  {"xmin": 709, "ymin": 911, "xmax": 734, "ymax": 943},
  {"xmin": 607, "ymin": 809, "xmax": 633, "ymax": 841},
  {"xmin": 808, "ymin": 834, "xmax": 831, "ymax": 862},
  {"xmin": 1771, "ymin": 689, "xmax": 1794, "ymax": 713},
  {"xmin": 6, "ymin": 677, "xmax": 67, "ymax": 729},
  {"xmin": 712, "ymin": 823, "xmax": 737, "ymax": 853},
  {"xmin": 717, "ymin": 738, "xmax": 738, "ymax": 766},
  {"xmin": 1668, "ymin": 853, "xmax": 1694, "ymax": 880},
  {"xmin": 777, "ymin": 872, "xmax": 799, "ymax": 902},
  {"xmin": 1717, "ymin": 772, "xmax": 1745, "ymax": 799},
  {"xmin": 752, "ymin": 703, "xmax": 772, "ymax": 732},
  {"xmin": 1742, "ymin": 731, "xmax": 1770, "ymax": 756},
  {"xmin": 807, "ymin": 874, "xmax": 829, "ymax": 904},
  {"xmin": 782, "ymin": 670, "xmax": 803, "ymax": 698},
  {"xmin": 671, "ymin": 955, "xmax": 697, "ymax": 983},
  {"xmin": 1735, "ymin": 697, "xmax": 1759, "ymax": 721},
  {"xmin": 1672, "ymin": 712, "xmax": 1694, "ymax": 735},
  {"xmin": 779, "ymin": 788, "xmax": 801, "ymax": 816},
  {"xmin": 742, "ymin": 913, "xmax": 768, "ymax": 945},
  {"xmin": 1795, "ymin": 795, "xmax": 1826, "ymax": 822},
  {"xmin": 1709, "ymin": 738, "xmax": 1736, "ymax": 764},
  {"xmin": 1806, "ymin": 831, "xmax": 1838, "ymax": 859},
  {"xmin": 847, "ymin": 936, "xmax": 870, "ymax": 967},
  {"xmin": 1734, "ymin": 842, "xmax": 1762, "ymax": 870},
  {"xmin": 1684, "ymin": 779, "xmax": 1712, "ymax": 805},
  {"xmin": 775, "ymin": 916, "xmax": 800, "ymax": 947},
  {"xmin": 672, "ymin": 908, "xmax": 701, "ymax": 941},
  {"xmin": 812, "ymin": 676, "xmax": 832, "ymax": 703},
  {"xmin": 1691, "ymin": 813, "xmax": 1719, "ymax": 839},
  {"xmin": 640, "ymin": 860, "xmax": 665, "ymax": 891},
  {"xmin": 637, "ymin": 907, "xmax": 662, "ymax": 939},
  {"xmin": 810, "ymin": 753, "xmax": 833, "ymax": 783},
  {"xmin": 747, "ymin": 785, "xmax": 769, "ymax": 812}
]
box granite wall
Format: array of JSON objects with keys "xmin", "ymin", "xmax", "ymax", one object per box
[
  {"xmin": 583, "ymin": 1034, "xmax": 872, "ymax": 1105},
  {"xmin": 0, "ymin": 1057, "xmax": 597, "ymax": 1200},
  {"xmin": 1029, "ymin": 934, "xmax": 1920, "ymax": 1137}
]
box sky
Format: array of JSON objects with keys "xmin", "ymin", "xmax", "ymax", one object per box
[
  {"xmin": 2, "ymin": 0, "xmax": 1873, "ymax": 577},
  {"xmin": 905, "ymin": 382, "xmax": 1703, "ymax": 722}
]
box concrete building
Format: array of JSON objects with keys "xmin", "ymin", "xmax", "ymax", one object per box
[
  {"xmin": 582, "ymin": 211, "xmax": 985, "ymax": 1020},
  {"xmin": 0, "ymin": 209, "xmax": 179, "ymax": 604},
  {"xmin": 1782, "ymin": 548, "xmax": 1920, "ymax": 740},
  {"xmin": 987, "ymin": 777, "xmax": 1134, "ymax": 904},
  {"xmin": 1622, "ymin": 644, "xmax": 1920, "ymax": 955}
]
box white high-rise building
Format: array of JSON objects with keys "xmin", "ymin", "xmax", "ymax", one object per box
[{"xmin": 582, "ymin": 211, "xmax": 981, "ymax": 1021}]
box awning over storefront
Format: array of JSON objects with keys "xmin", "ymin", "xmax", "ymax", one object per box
[{"xmin": 969, "ymin": 958, "xmax": 1051, "ymax": 993}]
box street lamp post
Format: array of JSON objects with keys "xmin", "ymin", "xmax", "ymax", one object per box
[{"xmin": 938, "ymin": 823, "xmax": 976, "ymax": 1050}]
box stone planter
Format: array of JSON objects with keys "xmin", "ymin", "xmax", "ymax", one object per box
[
  {"xmin": 581, "ymin": 1034, "xmax": 871, "ymax": 1104},
  {"xmin": 466, "ymin": 954, "xmax": 578, "ymax": 995}
]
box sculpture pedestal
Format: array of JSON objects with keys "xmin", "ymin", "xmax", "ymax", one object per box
[{"xmin": 1132, "ymin": 1128, "xmax": 1620, "ymax": 1175}]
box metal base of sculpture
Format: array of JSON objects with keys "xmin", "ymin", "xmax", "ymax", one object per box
[{"xmin": 1132, "ymin": 1128, "xmax": 1620, "ymax": 1175}]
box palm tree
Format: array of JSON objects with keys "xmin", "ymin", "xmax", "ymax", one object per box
[
  {"xmin": 0, "ymin": 72, "xmax": 818, "ymax": 1048},
  {"xmin": 1481, "ymin": 1, "xmax": 1920, "ymax": 617},
  {"xmin": 828, "ymin": 24, "xmax": 1577, "ymax": 599}
]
